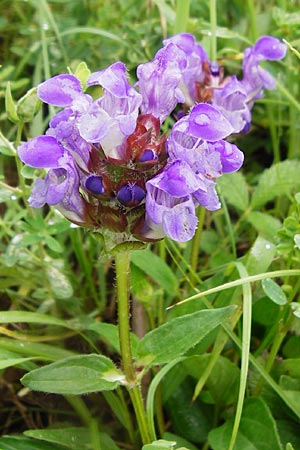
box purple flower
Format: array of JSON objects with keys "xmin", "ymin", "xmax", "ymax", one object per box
[
  {"xmin": 241, "ymin": 36, "xmax": 287, "ymax": 106},
  {"xmin": 78, "ymin": 62, "xmax": 143, "ymax": 159},
  {"xmin": 163, "ymin": 33, "xmax": 208, "ymax": 106},
  {"xmin": 18, "ymin": 136, "xmax": 86, "ymax": 224},
  {"xmin": 136, "ymin": 43, "xmax": 187, "ymax": 122},
  {"xmin": 145, "ymin": 103, "xmax": 244, "ymax": 240}
]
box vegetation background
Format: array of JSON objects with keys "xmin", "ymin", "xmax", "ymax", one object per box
[{"xmin": 1, "ymin": 1, "xmax": 300, "ymax": 449}]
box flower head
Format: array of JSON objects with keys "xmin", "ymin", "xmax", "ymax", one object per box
[{"xmin": 17, "ymin": 33, "xmax": 285, "ymax": 248}]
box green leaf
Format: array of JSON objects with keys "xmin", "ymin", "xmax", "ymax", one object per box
[
  {"xmin": 24, "ymin": 427, "xmax": 120, "ymax": 450},
  {"xmin": 17, "ymin": 87, "xmax": 41, "ymax": 122},
  {"xmin": 0, "ymin": 436, "xmax": 63, "ymax": 450},
  {"xmin": 246, "ymin": 211, "xmax": 281, "ymax": 243},
  {"xmin": 5, "ymin": 81, "xmax": 19, "ymax": 123},
  {"xmin": 163, "ymin": 433, "xmax": 199, "ymax": 450},
  {"xmin": 87, "ymin": 321, "xmax": 139, "ymax": 355},
  {"xmin": 0, "ymin": 357, "xmax": 38, "ymax": 370},
  {"xmin": 21, "ymin": 354, "xmax": 124, "ymax": 395},
  {"xmin": 45, "ymin": 264, "xmax": 73, "ymax": 299},
  {"xmin": 251, "ymin": 160, "xmax": 300, "ymax": 209},
  {"xmin": 246, "ymin": 236, "xmax": 276, "ymax": 275},
  {"xmin": 217, "ymin": 172, "xmax": 249, "ymax": 211},
  {"xmin": 277, "ymin": 420, "xmax": 300, "ymax": 450},
  {"xmin": 136, "ymin": 306, "xmax": 235, "ymax": 366},
  {"xmin": 208, "ymin": 397, "xmax": 282, "ymax": 450},
  {"xmin": 74, "ymin": 61, "xmax": 91, "ymax": 88},
  {"xmin": 0, "ymin": 338, "xmax": 75, "ymax": 361},
  {"xmin": 0, "ymin": 311, "xmax": 70, "ymax": 328},
  {"xmin": 131, "ymin": 249, "xmax": 178, "ymax": 295},
  {"xmin": 261, "ymin": 278, "xmax": 287, "ymax": 305},
  {"xmin": 44, "ymin": 235, "xmax": 64, "ymax": 253},
  {"xmin": 142, "ymin": 440, "xmax": 176, "ymax": 450}
]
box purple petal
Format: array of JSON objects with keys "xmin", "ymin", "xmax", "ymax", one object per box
[
  {"xmin": 188, "ymin": 104, "xmax": 234, "ymax": 141},
  {"xmin": 37, "ymin": 74, "xmax": 82, "ymax": 107},
  {"xmin": 88, "ymin": 62, "xmax": 130, "ymax": 97},
  {"xmin": 149, "ymin": 160, "xmax": 202, "ymax": 197},
  {"xmin": 253, "ymin": 36, "xmax": 287, "ymax": 60},
  {"xmin": 162, "ymin": 200, "xmax": 198, "ymax": 242},
  {"xmin": 193, "ymin": 179, "xmax": 221, "ymax": 211},
  {"xmin": 18, "ymin": 136, "xmax": 65, "ymax": 168},
  {"xmin": 210, "ymin": 141, "xmax": 244, "ymax": 173}
]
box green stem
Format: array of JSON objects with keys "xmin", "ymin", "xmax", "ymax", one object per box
[
  {"xmin": 174, "ymin": 0, "xmax": 190, "ymax": 34},
  {"xmin": 190, "ymin": 206, "xmax": 206, "ymax": 276},
  {"xmin": 209, "ymin": 0, "xmax": 217, "ymax": 61},
  {"xmin": 115, "ymin": 251, "xmax": 152, "ymax": 445}
]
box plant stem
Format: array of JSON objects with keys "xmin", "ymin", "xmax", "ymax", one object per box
[
  {"xmin": 174, "ymin": 0, "xmax": 190, "ymax": 34},
  {"xmin": 209, "ymin": 0, "xmax": 217, "ymax": 61},
  {"xmin": 115, "ymin": 251, "xmax": 152, "ymax": 445}
]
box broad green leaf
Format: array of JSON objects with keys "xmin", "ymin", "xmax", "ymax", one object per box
[
  {"xmin": 0, "ymin": 436, "xmax": 63, "ymax": 450},
  {"xmin": 163, "ymin": 433, "xmax": 199, "ymax": 450},
  {"xmin": 246, "ymin": 211, "xmax": 281, "ymax": 243},
  {"xmin": 0, "ymin": 186, "xmax": 14, "ymax": 202},
  {"xmin": 246, "ymin": 236, "xmax": 276, "ymax": 275},
  {"xmin": 251, "ymin": 160, "xmax": 300, "ymax": 209},
  {"xmin": 44, "ymin": 235, "xmax": 64, "ymax": 253},
  {"xmin": 131, "ymin": 249, "xmax": 178, "ymax": 295},
  {"xmin": 24, "ymin": 427, "xmax": 120, "ymax": 450},
  {"xmin": 208, "ymin": 397, "xmax": 282, "ymax": 450},
  {"xmin": 261, "ymin": 278, "xmax": 287, "ymax": 305},
  {"xmin": 277, "ymin": 420, "xmax": 300, "ymax": 450},
  {"xmin": 217, "ymin": 172, "xmax": 249, "ymax": 211},
  {"xmin": 136, "ymin": 306, "xmax": 235, "ymax": 366},
  {"xmin": 0, "ymin": 311, "xmax": 70, "ymax": 328},
  {"xmin": 142, "ymin": 440, "xmax": 176, "ymax": 450},
  {"xmin": 21, "ymin": 354, "xmax": 124, "ymax": 395}
]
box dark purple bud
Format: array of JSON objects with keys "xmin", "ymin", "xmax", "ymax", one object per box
[
  {"xmin": 241, "ymin": 122, "xmax": 251, "ymax": 133},
  {"xmin": 140, "ymin": 149, "xmax": 158, "ymax": 162},
  {"xmin": 210, "ymin": 62, "xmax": 220, "ymax": 77},
  {"xmin": 117, "ymin": 183, "xmax": 146, "ymax": 206},
  {"xmin": 85, "ymin": 175, "xmax": 104, "ymax": 195}
]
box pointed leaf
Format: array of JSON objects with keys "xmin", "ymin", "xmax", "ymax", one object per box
[
  {"xmin": 136, "ymin": 306, "xmax": 235, "ymax": 366},
  {"xmin": 251, "ymin": 160, "xmax": 300, "ymax": 208},
  {"xmin": 217, "ymin": 171, "xmax": 249, "ymax": 211},
  {"xmin": 0, "ymin": 436, "xmax": 63, "ymax": 450},
  {"xmin": 208, "ymin": 397, "xmax": 282, "ymax": 450},
  {"xmin": 5, "ymin": 81, "xmax": 19, "ymax": 123},
  {"xmin": 21, "ymin": 354, "xmax": 124, "ymax": 394},
  {"xmin": 131, "ymin": 249, "xmax": 178, "ymax": 295}
]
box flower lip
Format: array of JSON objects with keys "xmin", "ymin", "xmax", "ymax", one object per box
[
  {"xmin": 117, "ymin": 182, "xmax": 146, "ymax": 206},
  {"xmin": 139, "ymin": 149, "xmax": 158, "ymax": 162},
  {"xmin": 85, "ymin": 175, "xmax": 104, "ymax": 195}
]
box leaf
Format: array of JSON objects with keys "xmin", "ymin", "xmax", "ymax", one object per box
[
  {"xmin": 217, "ymin": 172, "xmax": 249, "ymax": 211},
  {"xmin": 24, "ymin": 427, "xmax": 120, "ymax": 450},
  {"xmin": 87, "ymin": 321, "xmax": 139, "ymax": 355},
  {"xmin": 21, "ymin": 354, "xmax": 124, "ymax": 395},
  {"xmin": 246, "ymin": 211, "xmax": 281, "ymax": 243},
  {"xmin": 0, "ymin": 357, "xmax": 38, "ymax": 370},
  {"xmin": 251, "ymin": 160, "xmax": 300, "ymax": 209},
  {"xmin": 0, "ymin": 337, "xmax": 75, "ymax": 361},
  {"xmin": 45, "ymin": 264, "xmax": 73, "ymax": 299},
  {"xmin": 0, "ymin": 311, "xmax": 70, "ymax": 328},
  {"xmin": 0, "ymin": 436, "xmax": 63, "ymax": 450},
  {"xmin": 5, "ymin": 81, "xmax": 19, "ymax": 123},
  {"xmin": 44, "ymin": 235, "xmax": 64, "ymax": 253},
  {"xmin": 246, "ymin": 236, "xmax": 276, "ymax": 275},
  {"xmin": 142, "ymin": 440, "xmax": 176, "ymax": 450},
  {"xmin": 208, "ymin": 397, "xmax": 282, "ymax": 450},
  {"xmin": 17, "ymin": 87, "xmax": 41, "ymax": 122},
  {"xmin": 261, "ymin": 278, "xmax": 287, "ymax": 305},
  {"xmin": 131, "ymin": 249, "xmax": 178, "ymax": 295},
  {"xmin": 163, "ymin": 433, "xmax": 199, "ymax": 450},
  {"xmin": 276, "ymin": 419, "xmax": 300, "ymax": 450},
  {"xmin": 136, "ymin": 306, "xmax": 235, "ymax": 366}
]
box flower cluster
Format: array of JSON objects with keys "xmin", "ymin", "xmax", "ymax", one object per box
[{"xmin": 18, "ymin": 33, "xmax": 286, "ymax": 248}]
